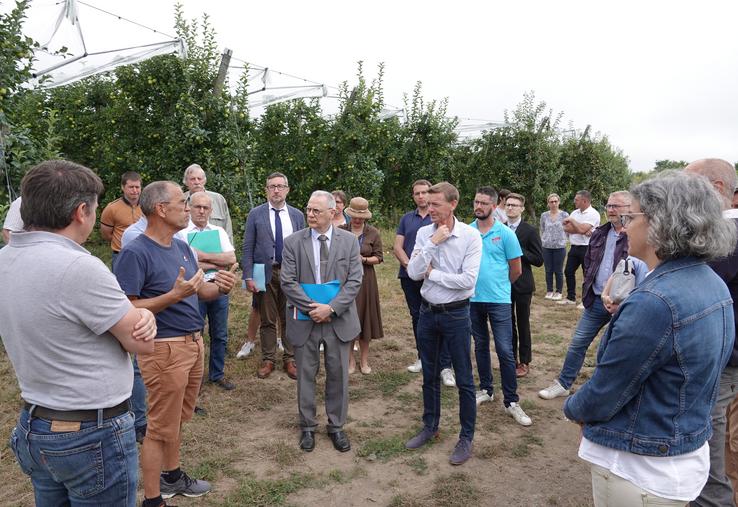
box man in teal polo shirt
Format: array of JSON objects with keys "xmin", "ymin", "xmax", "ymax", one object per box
[{"xmin": 469, "ymin": 186, "xmax": 533, "ymax": 426}]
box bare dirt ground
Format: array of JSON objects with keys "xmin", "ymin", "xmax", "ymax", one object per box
[{"xmin": 0, "ymin": 241, "xmax": 602, "ymax": 507}]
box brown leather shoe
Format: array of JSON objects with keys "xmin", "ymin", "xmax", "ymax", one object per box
[
  {"xmin": 515, "ymin": 363, "xmax": 529, "ymax": 378},
  {"xmin": 257, "ymin": 361, "xmax": 275, "ymax": 379},
  {"xmin": 284, "ymin": 360, "xmax": 298, "ymax": 380}
]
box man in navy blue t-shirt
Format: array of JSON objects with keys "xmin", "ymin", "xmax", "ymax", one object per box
[{"xmin": 115, "ymin": 181, "xmax": 237, "ymax": 507}]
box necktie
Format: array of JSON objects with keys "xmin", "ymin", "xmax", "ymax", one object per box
[
  {"xmin": 273, "ymin": 208, "xmax": 283, "ymax": 265},
  {"xmin": 318, "ymin": 234, "xmax": 329, "ymax": 282}
]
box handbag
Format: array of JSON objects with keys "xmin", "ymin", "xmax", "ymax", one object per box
[{"xmin": 608, "ymin": 258, "xmax": 636, "ymax": 304}]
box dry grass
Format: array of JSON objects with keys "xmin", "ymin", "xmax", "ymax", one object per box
[{"xmin": 0, "ymin": 229, "xmax": 602, "ymax": 506}]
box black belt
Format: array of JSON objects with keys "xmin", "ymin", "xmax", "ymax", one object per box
[
  {"xmin": 421, "ymin": 298, "xmax": 470, "ymax": 313},
  {"xmin": 23, "ymin": 399, "xmax": 130, "ymax": 422}
]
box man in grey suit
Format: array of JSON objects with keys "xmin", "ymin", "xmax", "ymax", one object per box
[
  {"xmin": 281, "ymin": 190, "xmax": 363, "ymax": 453},
  {"xmin": 242, "ymin": 172, "xmax": 305, "ymax": 379}
]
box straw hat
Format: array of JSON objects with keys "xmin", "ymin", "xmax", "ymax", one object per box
[{"xmin": 345, "ymin": 197, "xmax": 372, "ymax": 219}]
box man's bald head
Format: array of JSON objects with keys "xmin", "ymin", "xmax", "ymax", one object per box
[{"xmin": 684, "ymin": 158, "xmax": 737, "ymax": 207}]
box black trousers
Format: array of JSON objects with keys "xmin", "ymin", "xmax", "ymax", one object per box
[
  {"xmin": 564, "ymin": 245, "xmax": 588, "ymax": 302},
  {"xmin": 511, "ymin": 291, "xmax": 533, "ymax": 364}
]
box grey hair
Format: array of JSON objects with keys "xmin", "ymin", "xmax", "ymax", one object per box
[
  {"xmin": 631, "ymin": 170, "xmax": 736, "ymax": 261},
  {"xmin": 609, "ymin": 190, "xmax": 631, "ymax": 203},
  {"xmin": 189, "ymin": 191, "xmax": 212, "ymax": 205},
  {"xmin": 140, "ymin": 181, "xmax": 178, "ymax": 216},
  {"xmin": 183, "ymin": 163, "xmax": 206, "ymax": 184},
  {"xmin": 310, "ymin": 190, "xmax": 336, "ymax": 209}
]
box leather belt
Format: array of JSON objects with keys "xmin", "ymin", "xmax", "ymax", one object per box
[
  {"xmin": 157, "ymin": 332, "xmax": 201, "ymax": 342},
  {"xmin": 421, "ymin": 298, "xmax": 470, "ymax": 313},
  {"xmin": 23, "ymin": 399, "xmax": 130, "ymax": 422}
]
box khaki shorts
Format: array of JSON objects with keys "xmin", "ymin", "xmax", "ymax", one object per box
[{"xmin": 138, "ymin": 338, "xmax": 204, "ymax": 442}]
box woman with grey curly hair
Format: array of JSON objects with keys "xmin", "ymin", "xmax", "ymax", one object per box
[{"xmin": 563, "ymin": 171, "xmax": 736, "ymax": 506}]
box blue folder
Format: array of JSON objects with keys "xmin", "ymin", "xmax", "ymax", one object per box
[
  {"xmin": 295, "ymin": 279, "xmax": 341, "ymax": 320},
  {"xmin": 252, "ymin": 263, "xmax": 266, "ymax": 292}
]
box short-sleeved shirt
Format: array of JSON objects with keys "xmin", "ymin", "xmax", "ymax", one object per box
[
  {"xmin": 470, "ymin": 219, "xmax": 523, "ymax": 304},
  {"xmin": 568, "ymin": 206, "xmax": 601, "ymax": 246},
  {"xmin": 184, "ymin": 190, "xmax": 233, "ymax": 245},
  {"xmin": 0, "ymin": 231, "xmax": 133, "ymax": 410},
  {"xmin": 100, "ymin": 197, "xmax": 142, "ymax": 252},
  {"xmin": 396, "ymin": 209, "xmax": 432, "ymax": 278},
  {"xmin": 115, "ymin": 234, "xmax": 203, "ymax": 337},
  {"xmin": 3, "ymin": 197, "xmax": 23, "ymax": 232},
  {"xmin": 184, "ymin": 222, "xmax": 234, "ymax": 281}
]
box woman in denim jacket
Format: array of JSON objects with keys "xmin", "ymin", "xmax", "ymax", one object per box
[{"xmin": 564, "ymin": 171, "xmax": 737, "ymax": 506}]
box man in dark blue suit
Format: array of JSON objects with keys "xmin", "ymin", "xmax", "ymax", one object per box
[{"xmin": 242, "ymin": 172, "xmax": 305, "ymax": 379}]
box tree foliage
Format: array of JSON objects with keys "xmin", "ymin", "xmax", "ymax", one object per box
[{"xmin": 3, "ymin": 5, "xmax": 636, "ymax": 227}]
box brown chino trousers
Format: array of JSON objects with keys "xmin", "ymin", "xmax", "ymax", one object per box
[{"xmin": 257, "ymin": 266, "xmax": 294, "ymax": 363}]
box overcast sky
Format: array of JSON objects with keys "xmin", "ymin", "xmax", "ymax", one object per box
[{"xmin": 12, "ymin": 0, "xmax": 738, "ymax": 172}]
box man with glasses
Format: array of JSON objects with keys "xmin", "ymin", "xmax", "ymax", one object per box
[
  {"xmin": 540, "ymin": 191, "xmax": 647, "ymax": 400},
  {"xmin": 280, "ymin": 191, "xmax": 363, "ymax": 452},
  {"xmin": 467, "ymin": 187, "xmax": 532, "ymax": 428},
  {"xmin": 115, "ymin": 181, "xmax": 237, "ymax": 505},
  {"xmin": 242, "ymin": 172, "xmax": 305, "ymax": 379},
  {"xmin": 185, "ymin": 191, "xmax": 237, "ymax": 391},
  {"xmin": 505, "ymin": 193, "xmax": 543, "ymax": 378},
  {"xmin": 559, "ymin": 190, "xmax": 601, "ymax": 307}
]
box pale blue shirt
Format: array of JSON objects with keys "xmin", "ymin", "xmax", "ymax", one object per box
[
  {"xmin": 407, "ymin": 218, "xmax": 482, "ymax": 304},
  {"xmin": 310, "ymin": 225, "xmax": 333, "ymax": 284}
]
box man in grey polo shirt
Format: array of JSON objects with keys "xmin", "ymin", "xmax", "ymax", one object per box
[{"xmin": 0, "ymin": 160, "xmax": 157, "ymax": 506}]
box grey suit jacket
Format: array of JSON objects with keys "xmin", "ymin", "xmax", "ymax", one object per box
[
  {"xmin": 280, "ymin": 227, "xmax": 363, "ymax": 346},
  {"xmin": 241, "ymin": 202, "xmax": 305, "ymax": 283}
]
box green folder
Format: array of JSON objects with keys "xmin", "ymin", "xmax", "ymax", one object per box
[{"xmin": 187, "ymin": 229, "xmax": 222, "ymax": 279}]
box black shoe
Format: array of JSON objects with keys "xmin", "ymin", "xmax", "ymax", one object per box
[
  {"xmin": 136, "ymin": 425, "xmax": 147, "ymax": 444},
  {"xmin": 299, "ymin": 431, "xmax": 315, "ymax": 452},
  {"xmin": 210, "ymin": 378, "xmax": 236, "ymax": 391},
  {"xmin": 194, "ymin": 406, "xmax": 207, "ymax": 416},
  {"xmin": 329, "ymin": 430, "xmax": 351, "ymax": 452}
]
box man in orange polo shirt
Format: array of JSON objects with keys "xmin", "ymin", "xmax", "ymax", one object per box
[{"xmin": 101, "ymin": 172, "xmax": 142, "ymax": 269}]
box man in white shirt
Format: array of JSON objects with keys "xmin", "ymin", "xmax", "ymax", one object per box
[
  {"xmin": 560, "ymin": 190, "xmax": 601, "ymax": 306},
  {"xmin": 186, "ymin": 191, "xmax": 237, "ymax": 390},
  {"xmin": 404, "ymin": 182, "xmax": 482, "ymax": 466}
]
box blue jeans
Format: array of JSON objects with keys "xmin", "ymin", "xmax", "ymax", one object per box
[
  {"xmin": 199, "ymin": 294, "xmax": 230, "ymax": 382},
  {"xmin": 400, "ymin": 278, "xmax": 451, "ymax": 368},
  {"xmin": 543, "ymin": 247, "xmax": 566, "ymax": 293},
  {"xmin": 417, "ymin": 303, "xmax": 476, "ymax": 441},
  {"xmin": 9, "ymin": 408, "xmax": 138, "ymax": 506},
  {"xmin": 131, "ymin": 356, "xmax": 147, "ymax": 431},
  {"xmin": 470, "ymin": 302, "xmax": 519, "ymax": 406},
  {"xmin": 558, "ymin": 298, "xmax": 612, "ymax": 390}
]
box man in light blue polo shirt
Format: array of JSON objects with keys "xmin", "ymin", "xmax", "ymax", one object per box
[{"xmin": 469, "ymin": 186, "xmax": 533, "ymax": 427}]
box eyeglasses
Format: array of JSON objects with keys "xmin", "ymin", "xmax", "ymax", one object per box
[
  {"xmin": 619, "ymin": 212, "xmax": 646, "ymax": 227},
  {"xmin": 191, "ymin": 205, "xmax": 211, "ymax": 211},
  {"xmin": 305, "ymin": 207, "xmax": 329, "ymax": 215},
  {"xmin": 605, "ymin": 203, "xmax": 629, "ymax": 210},
  {"xmin": 505, "ymin": 203, "xmax": 523, "ymax": 208},
  {"xmin": 267, "ymin": 184, "xmax": 288, "ymax": 191}
]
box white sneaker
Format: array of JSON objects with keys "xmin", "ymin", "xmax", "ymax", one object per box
[
  {"xmin": 557, "ymin": 299, "xmax": 575, "ymax": 306},
  {"xmin": 236, "ymin": 340, "xmax": 255, "ymax": 359},
  {"xmin": 538, "ymin": 380, "xmax": 570, "ymax": 400},
  {"xmin": 441, "ymin": 368, "xmax": 456, "ymax": 387},
  {"xmin": 544, "ymin": 292, "xmax": 554, "ymax": 300},
  {"xmin": 353, "ymin": 342, "xmax": 359, "ymax": 351},
  {"xmin": 576, "ymin": 303, "xmax": 585, "ymax": 310},
  {"xmin": 475, "ymin": 390, "xmax": 493, "ymax": 406},
  {"xmin": 407, "ymin": 359, "xmax": 422, "ymax": 373},
  {"xmin": 506, "ymin": 402, "xmax": 532, "ymax": 426},
  {"xmin": 277, "ymin": 338, "xmax": 284, "ymax": 351},
  {"xmin": 551, "ymin": 292, "xmax": 563, "ymax": 301}
]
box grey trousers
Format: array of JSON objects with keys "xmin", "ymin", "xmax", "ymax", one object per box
[
  {"xmin": 693, "ymin": 365, "xmax": 738, "ymax": 507},
  {"xmin": 294, "ymin": 324, "xmax": 351, "ymax": 433}
]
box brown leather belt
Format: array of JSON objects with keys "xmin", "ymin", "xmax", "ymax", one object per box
[
  {"xmin": 23, "ymin": 399, "xmax": 130, "ymax": 422},
  {"xmin": 156, "ymin": 332, "xmax": 201, "ymax": 342}
]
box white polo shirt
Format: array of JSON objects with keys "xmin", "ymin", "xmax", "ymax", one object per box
[{"xmin": 568, "ymin": 206, "xmax": 601, "ymax": 246}]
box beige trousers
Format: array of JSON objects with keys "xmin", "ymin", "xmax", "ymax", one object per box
[{"xmin": 591, "ymin": 464, "xmax": 687, "ymax": 507}]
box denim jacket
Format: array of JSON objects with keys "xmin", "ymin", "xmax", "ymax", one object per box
[{"xmin": 564, "ymin": 256, "xmax": 734, "ymax": 456}]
